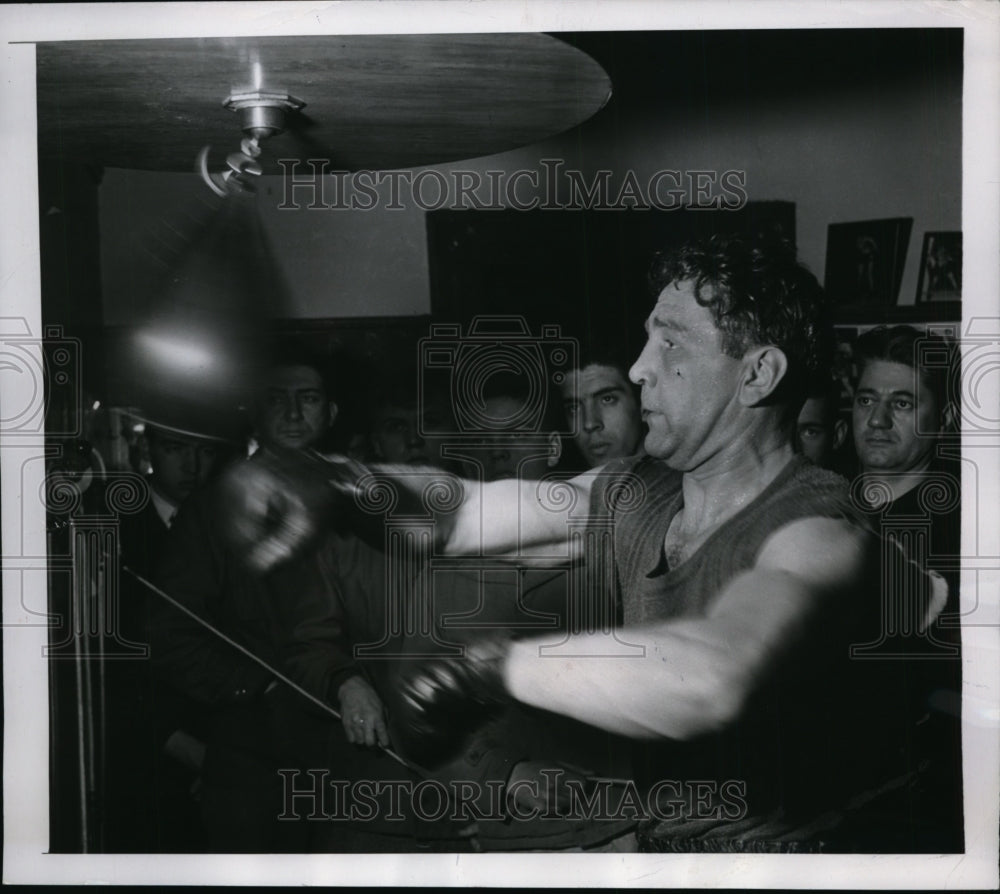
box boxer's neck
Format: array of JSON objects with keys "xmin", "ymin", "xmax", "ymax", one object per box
[{"xmin": 675, "ymin": 436, "xmax": 795, "ymax": 537}]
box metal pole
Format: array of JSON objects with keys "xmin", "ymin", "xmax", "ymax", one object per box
[{"xmin": 121, "ymin": 565, "xmax": 425, "ymax": 777}]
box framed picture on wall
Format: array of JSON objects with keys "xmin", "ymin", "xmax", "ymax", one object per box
[
  {"xmin": 832, "ymin": 326, "xmax": 859, "ymax": 412},
  {"xmin": 824, "ymin": 217, "xmax": 913, "ymax": 307},
  {"xmin": 915, "ymin": 231, "xmax": 962, "ymax": 302}
]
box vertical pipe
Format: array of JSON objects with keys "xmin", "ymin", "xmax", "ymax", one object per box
[{"xmin": 70, "ymin": 519, "xmax": 90, "ymax": 851}]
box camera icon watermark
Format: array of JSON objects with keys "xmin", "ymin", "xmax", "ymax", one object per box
[
  {"xmin": 418, "ymin": 316, "xmax": 577, "ymax": 439},
  {"xmin": 946, "ymin": 317, "xmax": 1000, "ymax": 439},
  {"xmin": 0, "ymin": 318, "xmax": 82, "ymax": 438}
]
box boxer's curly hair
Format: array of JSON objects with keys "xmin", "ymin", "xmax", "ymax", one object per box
[{"xmin": 647, "ymin": 233, "xmax": 833, "ymax": 413}]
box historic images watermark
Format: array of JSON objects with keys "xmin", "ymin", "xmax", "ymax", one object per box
[
  {"xmin": 24, "ymin": 316, "xmax": 997, "ymax": 664},
  {"xmin": 277, "ymin": 159, "xmax": 748, "ymax": 212},
  {"xmin": 1, "ymin": 319, "xmax": 82, "ymax": 439},
  {"xmin": 342, "ymin": 316, "xmax": 647, "ymax": 660},
  {"xmin": 278, "ymin": 769, "xmax": 749, "ymax": 825}
]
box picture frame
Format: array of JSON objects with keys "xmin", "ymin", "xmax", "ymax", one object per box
[
  {"xmin": 915, "ymin": 230, "xmax": 962, "ymax": 302},
  {"xmin": 824, "ymin": 217, "xmax": 913, "ymax": 307},
  {"xmin": 832, "ymin": 326, "xmax": 860, "ymax": 412}
]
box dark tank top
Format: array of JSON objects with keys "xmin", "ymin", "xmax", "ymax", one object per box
[
  {"xmin": 591, "ymin": 454, "xmax": 861, "ymax": 625},
  {"xmin": 588, "ymin": 456, "xmax": 931, "ymax": 845}
]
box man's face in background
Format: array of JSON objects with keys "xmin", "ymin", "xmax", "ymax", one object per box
[
  {"xmin": 370, "ymin": 400, "xmax": 453, "ymax": 468},
  {"xmin": 146, "ymin": 428, "xmax": 220, "ymax": 505},
  {"xmin": 562, "ymin": 363, "xmax": 643, "ymax": 468},
  {"xmin": 795, "ymin": 395, "xmax": 847, "ymax": 468},
  {"xmin": 256, "ymin": 364, "xmax": 335, "ymax": 451},
  {"xmin": 853, "ymin": 359, "xmax": 941, "ymax": 475},
  {"xmin": 477, "ymin": 394, "xmax": 561, "ymax": 481}
]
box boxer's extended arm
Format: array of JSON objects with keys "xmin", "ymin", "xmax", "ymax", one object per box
[
  {"xmin": 504, "ymin": 516, "xmax": 869, "ymax": 739},
  {"xmin": 221, "ymin": 451, "xmax": 596, "ymax": 570},
  {"xmin": 442, "ymin": 473, "xmax": 595, "ymax": 558},
  {"xmin": 390, "ymin": 515, "xmax": 870, "ymax": 763}
]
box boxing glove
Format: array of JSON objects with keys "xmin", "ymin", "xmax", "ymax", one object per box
[
  {"xmin": 391, "ymin": 637, "xmax": 512, "ymax": 769},
  {"xmin": 218, "ymin": 448, "xmax": 368, "ymax": 571},
  {"xmin": 220, "ymin": 449, "xmax": 463, "ymax": 572}
]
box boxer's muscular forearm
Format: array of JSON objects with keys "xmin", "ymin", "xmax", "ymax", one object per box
[
  {"xmin": 504, "ymin": 597, "xmax": 773, "ymax": 740},
  {"xmin": 505, "ymin": 517, "xmax": 869, "ymax": 740},
  {"xmin": 222, "ymin": 451, "xmax": 594, "ymax": 571},
  {"xmin": 391, "ymin": 516, "xmax": 869, "ymax": 763},
  {"xmin": 317, "ymin": 455, "xmax": 598, "ymax": 558},
  {"xmin": 391, "ymin": 575, "xmax": 791, "ymax": 763},
  {"xmin": 443, "ymin": 475, "xmax": 593, "ymax": 558},
  {"xmin": 340, "ymin": 462, "xmax": 594, "ymax": 557}
]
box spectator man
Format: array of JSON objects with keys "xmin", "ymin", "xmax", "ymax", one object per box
[
  {"xmin": 104, "ymin": 422, "xmax": 230, "ymax": 852},
  {"xmin": 851, "ymin": 325, "xmax": 963, "ymax": 846},
  {"xmin": 794, "ymin": 378, "xmax": 849, "ymax": 470},
  {"xmin": 853, "ymin": 325, "xmax": 957, "ymax": 508},
  {"xmin": 560, "ymin": 345, "xmax": 644, "ymax": 469},
  {"xmin": 473, "ymin": 372, "xmax": 565, "ymax": 481},
  {"xmin": 152, "ymin": 351, "xmax": 387, "ymax": 851},
  {"xmin": 367, "ymin": 384, "xmax": 455, "ymax": 470}
]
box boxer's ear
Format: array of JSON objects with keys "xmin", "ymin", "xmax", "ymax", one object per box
[
  {"xmin": 327, "ymin": 401, "xmax": 339, "ymax": 427},
  {"xmin": 739, "ymin": 345, "xmax": 788, "ymax": 407}
]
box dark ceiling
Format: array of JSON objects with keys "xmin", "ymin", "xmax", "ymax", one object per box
[
  {"xmin": 36, "ymin": 28, "xmax": 962, "ymax": 173},
  {"xmin": 558, "ymin": 28, "xmax": 963, "ymax": 118}
]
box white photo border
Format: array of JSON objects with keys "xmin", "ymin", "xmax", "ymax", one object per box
[{"xmin": 2, "ymin": 1, "xmax": 998, "ymax": 887}]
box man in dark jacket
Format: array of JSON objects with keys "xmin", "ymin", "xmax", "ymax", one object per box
[
  {"xmin": 104, "ymin": 423, "xmax": 226, "ymax": 852},
  {"xmin": 152, "ymin": 354, "xmax": 387, "ymax": 851},
  {"xmin": 850, "ymin": 325, "xmax": 963, "ymax": 849}
]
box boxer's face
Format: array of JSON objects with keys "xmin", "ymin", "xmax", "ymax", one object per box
[
  {"xmin": 629, "ymin": 279, "xmax": 743, "ymax": 469},
  {"xmin": 561, "ymin": 364, "xmax": 642, "ymax": 468},
  {"xmin": 853, "ymin": 360, "xmax": 940, "ymax": 474},
  {"xmin": 257, "ymin": 365, "xmax": 334, "ymax": 451}
]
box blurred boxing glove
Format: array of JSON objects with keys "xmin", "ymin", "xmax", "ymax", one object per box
[
  {"xmin": 220, "ymin": 449, "xmax": 463, "ymax": 572},
  {"xmin": 392, "ymin": 637, "xmax": 512, "ymax": 769},
  {"xmin": 218, "ymin": 448, "xmax": 369, "ymax": 572}
]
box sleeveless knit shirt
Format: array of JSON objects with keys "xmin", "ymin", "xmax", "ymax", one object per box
[
  {"xmin": 590, "ymin": 453, "xmax": 862, "ymax": 625},
  {"xmin": 585, "ymin": 455, "xmax": 935, "ymax": 847}
]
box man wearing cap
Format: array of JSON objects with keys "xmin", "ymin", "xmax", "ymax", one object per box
[
  {"xmin": 151, "ymin": 353, "xmax": 388, "ymax": 851},
  {"xmin": 104, "ymin": 422, "xmax": 231, "ymax": 852}
]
